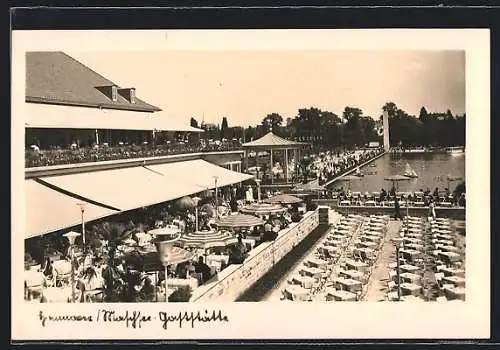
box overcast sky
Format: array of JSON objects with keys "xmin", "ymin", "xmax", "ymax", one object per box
[{"xmin": 70, "ymin": 50, "xmax": 465, "ymax": 128}]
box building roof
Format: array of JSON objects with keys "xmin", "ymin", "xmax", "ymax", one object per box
[
  {"xmin": 242, "ymin": 132, "xmax": 307, "ymax": 149},
  {"xmin": 26, "ymin": 51, "xmax": 161, "ymax": 112}
]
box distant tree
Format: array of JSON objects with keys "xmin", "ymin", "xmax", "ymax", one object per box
[
  {"xmin": 190, "ymin": 117, "xmax": 199, "ymax": 128},
  {"xmin": 261, "ymin": 113, "xmax": 283, "ymax": 132}
]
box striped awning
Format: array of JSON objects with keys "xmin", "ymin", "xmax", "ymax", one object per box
[
  {"xmin": 240, "ymin": 203, "xmax": 287, "ymax": 216},
  {"xmin": 215, "ymin": 214, "xmax": 265, "ymax": 229},
  {"xmin": 177, "ymin": 230, "xmax": 237, "ymax": 250}
]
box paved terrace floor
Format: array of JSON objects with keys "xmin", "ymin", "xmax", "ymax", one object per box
[{"xmin": 363, "ymin": 220, "xmax": 403, "ymax": 301}]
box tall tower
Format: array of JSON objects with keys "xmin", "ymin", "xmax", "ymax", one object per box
[{"xmin": 383, "ymin": 110, "xmax": 390, "ymax": 151}]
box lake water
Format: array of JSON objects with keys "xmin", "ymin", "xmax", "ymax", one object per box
[{"xmin": 328, "ymin": 152, "xmax": 465, "ymax": 193}]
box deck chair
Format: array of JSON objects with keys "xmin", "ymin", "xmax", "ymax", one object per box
[
  {"xmin": 387, "ymin": 281, "xmax": 397, "ymax": 291},
  {"xmin": 387, "ymin": 291, "xmax": 399, "ymax": 301}
]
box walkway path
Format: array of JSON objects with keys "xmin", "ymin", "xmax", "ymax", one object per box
[
  {"xmin": 363, "ymin": 220, "xmax": 403, "ymax": 301},
  {"xmin": 240, "ymin": 210, "xmax": 342, "ymax": 302}
]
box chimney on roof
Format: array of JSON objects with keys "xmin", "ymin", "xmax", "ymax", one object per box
[
  {"xmin": 96, "ymin": 85, "xmax": 118, "ymax": 102},
  {"xmin": 118, "ymin": 88, "xmax": 136, "ymax": 104}
]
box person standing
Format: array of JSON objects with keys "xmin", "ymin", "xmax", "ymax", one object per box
[
  {"xmin": 428, "ymin": 200, "xmax": 436, "ymax": 221},
  {"xmin": 394, "ymin": 197, "xmax": 403, "ymax": 221}
]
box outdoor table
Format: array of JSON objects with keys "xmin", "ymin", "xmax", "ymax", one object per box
[
  {"xmin": 406, "ymin": 233, "xmax": 423, "ymax": 239},
  {"xmin": 400, "ymin": 283, "xmax": 422, "ymax": 297},
  {"xmin": 355, "ymin": 248, "xmax": 375, "ymax": 259},
  {"xmin": 400, "ymin": 264, "xmax": 420, "ymax": 274},
  {"xmin": 319, "ymin": 246, "xmax": 340, "ymax": 256},
  {"xmin": 433, "ymin": 234, "xmax": 454, "ymax": 240},
  {"xmin": 292, "ymin": 275, "xmax": 315, "ymax": 289},
  {"xmin": 436, "ymin": 239, "xmax": 454, "ymax": 246},
  {"xmin": 386, "ymin": 201, "xmax": 395, "ymax": 207},
  {"xmin": 440, "ymin": 245, "xmax": 460, "ymax": 253},
  {"xmin": 444, "ymin": 286, "xmax": 466, "ymax": 301},
  {"xmin": 400, "ymin": 272, "xmax": 422, "ymax": 284},
  {"xmin": 300, "ymin": 266, "xmax": 324, "ymax": 280},
  {"xmin": 345, "ymin": 259, "xmax": 368, "ymax": 273},
  {"xmin": 403, "ymin": 238, "xmax": 422, "ymax": 244},
  {"xmin": 358, "ymin": 241, "xmax": 377, "ymax": 249},
  {"xmin": 42, "ymin": 286, "xmax": 72, "ymax": 303},
  {"xmin": 25, "ymin": 269, "xmax": 45, "ymax": 286},
  {"xmin": 335, "ymin": 277, "xmax": 362, "ymax": 293},
  {"xmin": 364, "ymin": 230, "xmax": 382, "ymax": 237},
  {"xmin": 365, "ymin": 200, "xmax": 377, "ymax": 207},
  {"xmin": 339, "ymin": 269, "xmax": 364, "ymax": 282},
  {"xmin": 242, "ymin": 238, "xmax": 256, "ymax": 251},
  {"xmin": 407, "ymin": 227, "xmax": 424, "ymax": 234},
  {"xmin": 440, "ymin": 202, "xmax": 453, "ymax": 208},
  {"xmin": 440, "ymin": 267, "xmax": 465, "ymax": 277},
  {"xmin": 52, "ymin": 260, "xmax": 72, "ymax": 275},
  {"xmin": 443, "ymin": 276, "xmax": 466, "ymax": 287},
  {"xmin": 327, "ymin": 239, "xmax": 344, "ymax": 247},
  {"xmin": 206, "ymin": 254, "xmax": 230, "ymax": 267},
  {"xmin": 401, "ymin": 295, "xmax": 424, "ymax": 302},
  {"xmin": 400, "ymin": 249, "xmax": 422, "ymax": 261},
  {"xmin": 413, "ymin": 201, "xmax": 426, "ymax": 207},
  {"xmin": 360, "ymin": 235, "xmax": 380, "ymax": 243},
  {"xmin": 332, "ymin": 234, "xmax": 347, "ymax": 241},
  {"xmin": 405, "ymin": 243, "xmax": 424, "ymax": 251},
  {"xmin": 284, "ymin": 285, "xmax": 309, "ymax": 301},
  {"xmin": 148, "ymin": 226, "xmax": 181, "ymax": 237},
  {"xmin": 307, "ymin": 257, "xmax": 329, "ymax": 269},
  {"xmin": 330, "ymin": 290, "xmax": 357, "ymax": 301},
  {"xmin": 336, "ymin": 228, "xmax": 353, "ymax": 235},
  {"xmin": 340, "ymin": 200, "xmax": 351, "ymax": 206},
  {"xmin": 167, "ymin": 277, "xmax": 199, "ymax": 291}
]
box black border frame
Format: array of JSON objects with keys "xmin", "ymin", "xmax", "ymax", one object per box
[{"xmin": 8, "ymin": 4, "xmax": 498, "ymax": 347}]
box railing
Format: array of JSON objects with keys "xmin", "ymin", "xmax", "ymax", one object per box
[
  {"xmin": 190, "ymin": 210, "xmax": 320, "ymax": 302},
  {"xmin": 25, "ymin": 143, "xmax": 244, "ymax": 168}
]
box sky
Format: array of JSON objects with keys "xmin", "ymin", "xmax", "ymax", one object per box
[{"xmin": 70, "ymin": 50, "xmax": 465, "ymax": 128}]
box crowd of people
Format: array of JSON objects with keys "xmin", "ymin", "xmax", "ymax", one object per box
[
  {"xmin": 24, "ymin": 183, "xmax": 311, "ymax": 303},
  {"xmin": 318, "ymin": 185, "xmax": 466, "ymax": 208},
  {"xmin": 303, "ymin": 148, "xmax": 385, "ymax": 185},
  {"xmin": 25, "ymin": 139, "xmax": 243, "ymax": 168}
]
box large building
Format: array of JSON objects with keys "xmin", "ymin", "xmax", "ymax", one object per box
[
  {"xmin": 24, "ymin": 52, "xmax": 249, "ymax": 240},
  {"xmin": 25, "ymin": 51, "xmax": 198, "ymax": 148}
]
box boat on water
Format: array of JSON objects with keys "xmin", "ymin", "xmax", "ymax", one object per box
[
  {"xmin": 365, "ymin": 170, "xmax": 377, "ymax": 175},
  {"xmin": 369, "ymin": 163, "xmax": 377, "ymax": 167},
  {"xmin": 447, "ymin": 146, "xmax": 465, "ymax": 156},
  {"xmin": 355, "ymin": 167, "xmax": 364, "ymax": 177},
  {"xmin": 403, "ymin": 162, "xmax": 418, "ymax": 178}
]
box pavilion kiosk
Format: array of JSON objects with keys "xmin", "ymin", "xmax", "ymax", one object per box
[{"xmin": 242, "ymin": 130, "xmax": 307, "ymax": 185}]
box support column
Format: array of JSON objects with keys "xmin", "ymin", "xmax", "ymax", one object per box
[
  {"xmin": 245, "ymin": 149, "xmax": 249, "ymax": 173},
  {"xmin": 255, "ymin": 150, "xmax": 260, "ymax": 180},
  {"xmin": 270, "ymin": 149, "xmax": 274, "ymax": 184},
  {"xmin": 285, "ymin": 148, "xmax": 289, "ymax": 183}
]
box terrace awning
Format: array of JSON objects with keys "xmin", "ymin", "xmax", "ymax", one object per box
[
  {"xmin": 23, "ymin": 103, "xmax": 204, "ymax": 132},
  {"xmin": 144, "ymin": 159, "xmax": 254, "ymax": 189},
  {"xmin": 25, "ymin": 180, "xmax": 119, "ymax": 239},
  {"xmin": 38, "ymin": 166, "xmax": 207, "ymax": 212},
  {"xmin": 26, "ymin": 160, "xmax": 253, "ymax": 237}
]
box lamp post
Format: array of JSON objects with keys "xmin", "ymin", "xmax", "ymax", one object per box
[
  {"xmin": 63, "ymin": 231, "xmax": 81, "ymax": 303},
  {"xmin": 391, "ymin": 237, "xmax": 403, "ymax": 301},
  {"xmin": 76, "ymin": 203, "xmax": 87, "ymax": 249},
  {"xmin": 255, "ymin": 179, "xmax": 262, "ymax": 202},
  {"xmin": 156, "ymin": 234, "xmax": 180, "ymax": 303},
  {"xmin": 213, "ymin": 176, "xmax": 219, "ymax": 218},
  {"xmin": 192, "ymin": 197, "xmax": 201, "ymax": 232}
]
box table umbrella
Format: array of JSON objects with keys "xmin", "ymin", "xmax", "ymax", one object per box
[
  {"xmin": 337, "ymin": 174, "xmax": 361, "ymax": 191},
  {"xmin": 174, "ymin": 196, "xmax": 196, "ymax": 211},
  {"xmin": 177, "ymin": 230, "xmax": 238, "ymax": 257},
  {"xmin": 215, "ymin": 214, "xmax": 265, "ymax": 229},
  {"xmin": 240, "ymin": 203, "xmax": 287, "ymax": 216},
  {"xmin": 264, "ymin": 194, "xmax": 303, "ymax": 205},
  {"xmin": 384, "ymin": 174, "xmax": 411, "ymax": 191}
]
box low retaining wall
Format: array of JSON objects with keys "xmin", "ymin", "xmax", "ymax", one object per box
[
  {"xmin": 190, "ymin": 209, "xmax": 322, "ymax": 302},
  {"xmin": 314, "ymin": 200, "xmax": 465, "ymax": 220}
]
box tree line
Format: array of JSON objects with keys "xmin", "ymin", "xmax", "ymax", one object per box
[{"xmin": 189, "ymin": 101, "xmax": 465, "ymax": 148}]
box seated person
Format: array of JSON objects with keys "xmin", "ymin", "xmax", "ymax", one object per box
[
  {"xmin": 228, "ymin": 234, "xmax": 248, "ymax": 264},
  {"xmin": 194, "ymin": 257, "xmax": 212, "ymax": 284}
]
